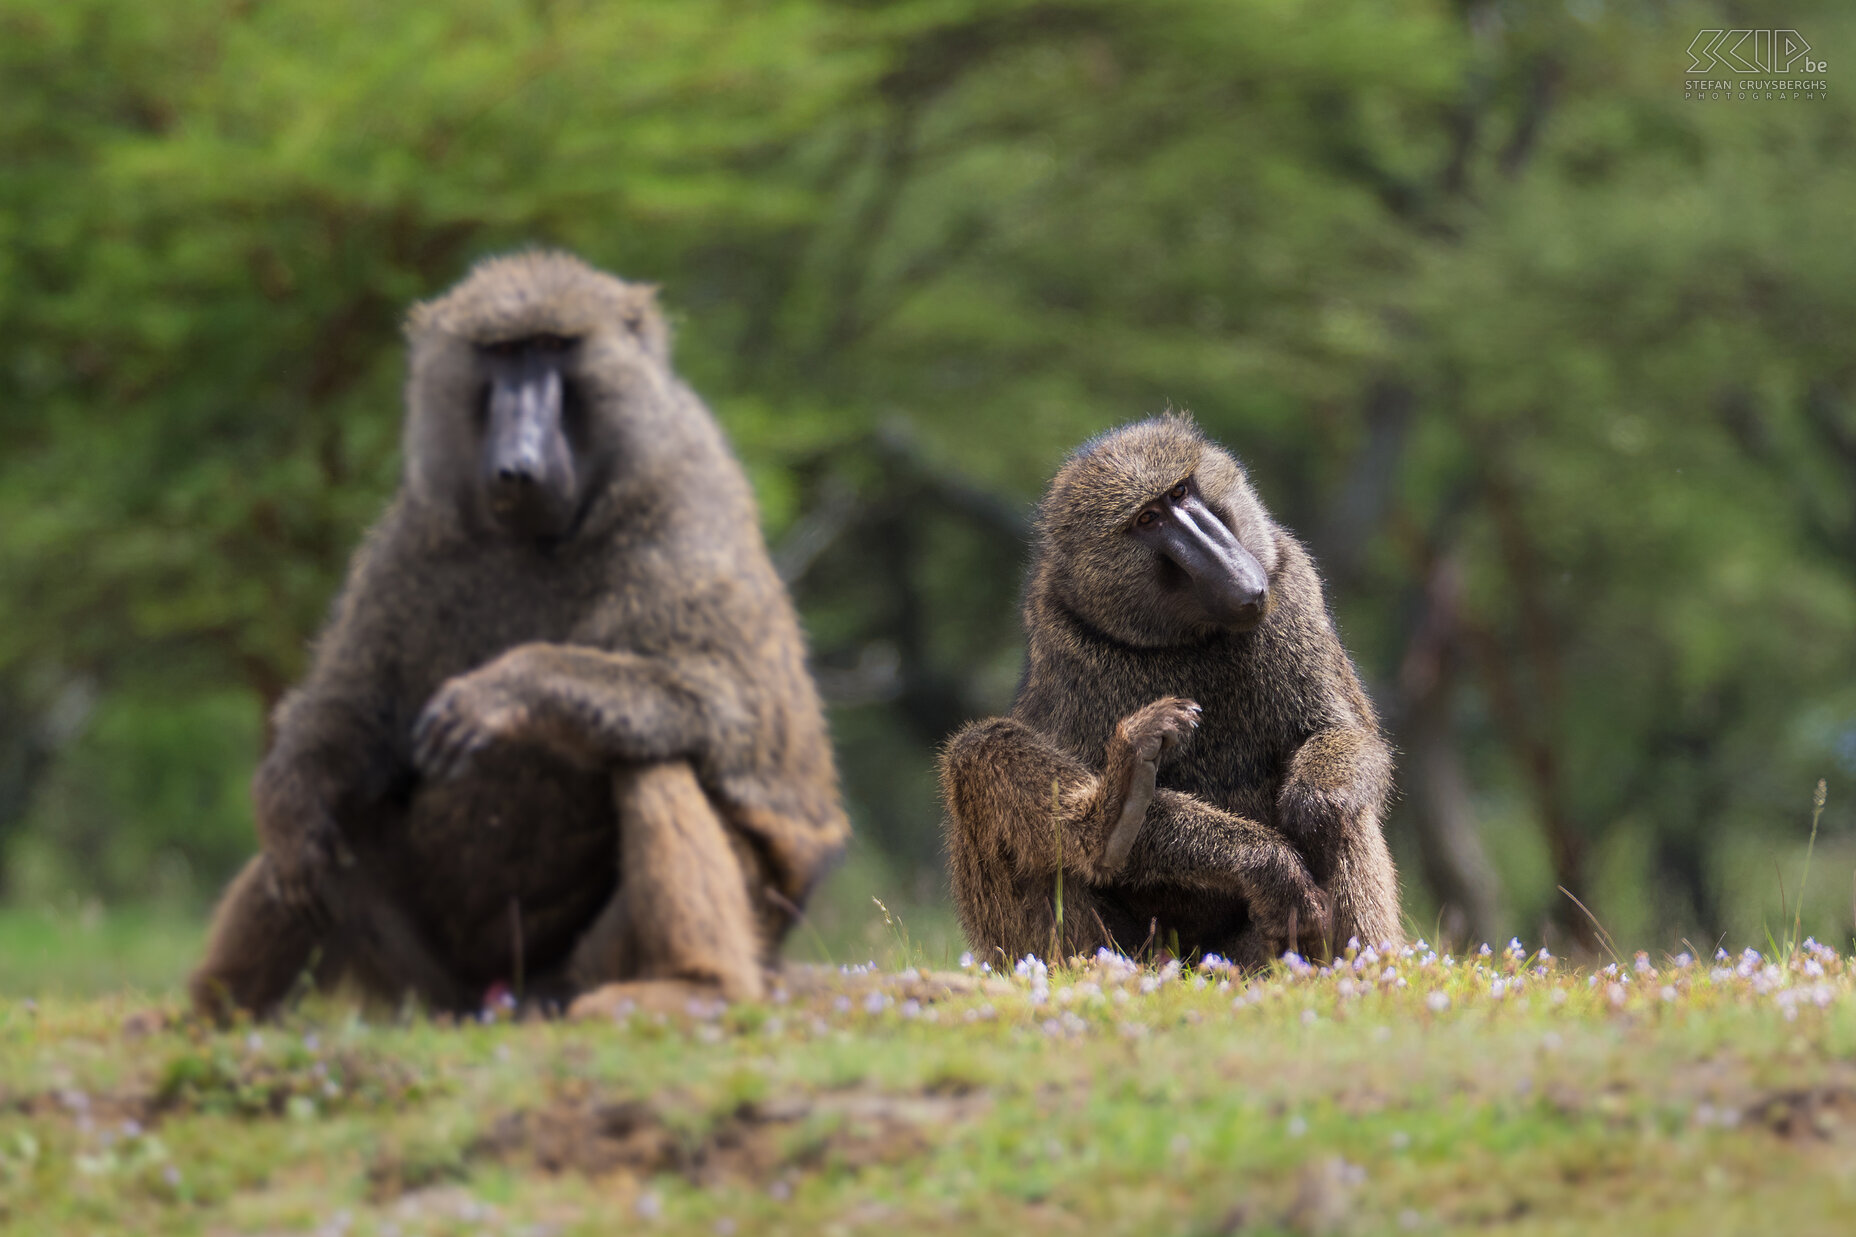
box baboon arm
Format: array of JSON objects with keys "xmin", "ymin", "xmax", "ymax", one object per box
[
  {"xmin": 1119, "ymin": 790, "xmax": 1318, "ymax": 902},
  {"xmin": 1278, "ymin": 726, "xmax": 1400, "ymax": 948},
  {"xmin": 1276, "ymin": 726, "xmax": 1394, "ymax": 843},
  {"xmin": 255, "ymin": 683, "xmax": 406, "ymax": 866},
  {"xmin": 1111, "ymin": 790, "xmax": 1332, "ymax": 957},
  {"xmin": 413, "ymin": 642, "xmax": 750, "ymax": 779},
  {"xmin": 939, "ymin": 717, "xmax": 1136, "ymax": 885}
]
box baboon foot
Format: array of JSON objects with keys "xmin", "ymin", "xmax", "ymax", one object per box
[
  {"xmin": 567, "ymin": 978, "xmax": 736, "ymax": 1023},
  {"xmin": 1228, "ymin": 926, "xmax": 1281, "ymax": 971},
  {"xmin": 1117, "ymin": 696, "xmax": 1202, "ymax": 764},
  {"xmin": 1236, "ymin": 881, "xmax": 1335, "ymax": 968},
  {"xmin": 1100, "ymin": 697, "xmax": 1202, "ymax": 874}
]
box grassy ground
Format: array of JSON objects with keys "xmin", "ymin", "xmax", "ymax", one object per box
[
  {"xmin": 0, "ymin": 903, "xmax": 202, "ymax": 998},
  {"xmin": 7, "ymin": 934, "xmax": 1856, "ymax": 1236}
]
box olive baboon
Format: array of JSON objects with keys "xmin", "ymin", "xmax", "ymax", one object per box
[
  {"xmin": 191, "ymin": 252, "xmax": 848, "ymax": 1020},
  {"xmin": 941, "ymin": 415, "xmax": 1398, "ymax": 966}
]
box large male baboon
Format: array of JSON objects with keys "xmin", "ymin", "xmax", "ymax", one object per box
[
  {"xmin": 941, "ymin": 415, "xmax": 1398, "ymax": 966},
  {"xmin": 191, "ymin": 252, "xmax": 848, "ymax": 1019}
]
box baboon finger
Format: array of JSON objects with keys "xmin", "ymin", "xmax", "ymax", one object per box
[{"xmin": 413, "ymin": 711, "xmax": 483, "ymax": 781}]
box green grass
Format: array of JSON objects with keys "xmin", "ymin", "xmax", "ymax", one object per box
[
  {"xmin": 0, "ymin": 904, "xmax": 202, "ymax": 997},
  {"xmin": 7, "ymin": 939, "xmax": 1856, "ymax": 1235},
  {"xmin": 0, "ymin": 843, "xmax": 957, "ymax": 1000}
]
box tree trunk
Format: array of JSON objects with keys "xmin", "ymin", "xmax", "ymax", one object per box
[{"xmin": 1397, "ymin": 553, "xmax": 1502, "ymax": 948}]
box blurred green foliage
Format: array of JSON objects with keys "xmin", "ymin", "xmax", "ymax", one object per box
[{"xmin": 2, "ymin": 0, "xmax": 1854, "ymax": 954}]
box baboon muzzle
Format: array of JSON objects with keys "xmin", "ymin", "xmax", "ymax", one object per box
[
  {"xmin": 483, "ymin": 355, "xmax": 578, "ymax": 541},
  {"xmin": 1142, "ymin": 492, "xmax": 1270, "ymax": 630}
]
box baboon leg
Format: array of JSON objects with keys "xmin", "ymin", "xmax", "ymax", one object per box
[
  {"xmin": 943, "ymin": 715, "xmax": 1165, "ymax": 883},
  {"xmin": 568, "ymin": 762, "xmax": 763, "ymax": 1020},
  {"xmin": 190, "ymin": 855, "xmax": 321, "ymax": 1023},
  {"xmin": 192, "ymin": 851, "xmax": 467, "ymax": 1020},
  {"xmin": 564, "ymin": 884, "xmax": 637, "ymax": 991},
  {"xmin": 317, "ymin": 855, "xmax": 468, "ymax": 1012},
  {"xmin": 618, "ymin": 761, "xmax": 763, "ymax": 997},
  {"xmin": 941, "ymin": 713, "xmax": 1191, "ymax": 962},
  {"xmin": 942, "ymin": 712, "xmax": 1326, "ymax": 963}
]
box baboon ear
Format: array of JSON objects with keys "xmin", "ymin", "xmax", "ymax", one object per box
[{"xmin": 620, "ymin": 285, "xmax": 670, "ymax": 364}]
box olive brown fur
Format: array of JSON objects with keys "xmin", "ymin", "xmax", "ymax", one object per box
[
  {"xmin": 191, "ymin": 251, "xmax": 848, "ymax": 1020},
  {"xmin": 940, "ymin": 415, "xmax": 1399, "ymax": 967}
]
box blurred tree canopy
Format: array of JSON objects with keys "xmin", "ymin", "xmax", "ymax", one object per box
[{"xmin": 2, "ymin": 0, "xmax": 1853, "ymax": 951}]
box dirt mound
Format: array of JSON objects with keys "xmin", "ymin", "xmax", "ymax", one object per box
[{"xmin": 472, "ymin": 1086, "xmax": 987, "ymax": 1188}]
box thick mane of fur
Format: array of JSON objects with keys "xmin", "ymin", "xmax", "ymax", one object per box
[
  {"xmin": 406, "ymin": 250, "xmax": 668, "ymax": 359},
  {"xmin": 1040, "ymin": 412, "xmax": 1206, "ymax": 536}
]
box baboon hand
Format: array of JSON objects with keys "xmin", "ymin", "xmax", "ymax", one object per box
[
  {"xmin": 263, "ymin": 809, "xmax": 349, "ymax": 929},
  {"xmin": 413, "ymin": 670, "xmax": 532, "ymax": 781},
  {"xmin": 1250, "ymin": 874, "xmax": 1332, "ymax": 962},
  {"xmin": 1117, "ymin": 697, "xmax": 1201, "ymax": 765}
]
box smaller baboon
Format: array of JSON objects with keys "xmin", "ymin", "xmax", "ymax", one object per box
[
  {"xmin": 190, "ymin": 252, "xmax": 847, "ymax": 1020},
  {"xmin": 941, "ymin": 415, "xmax": 1399, "ymax": 966}
]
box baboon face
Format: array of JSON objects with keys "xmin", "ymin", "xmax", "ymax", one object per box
[
  {"xmin": 402, "ymin": 253, "xmax": 671, "ymax": 545},
  {"xmin": 475, "ymin": 333, "xmax": 583, "ymax": 541},
  {"xmin": 1038, "ymin": 416, "xmax": 1282, "ymax": 647},
  {"xmin": 1128, "ymin": 473, "xmax": 1270, "ymax": 630}
]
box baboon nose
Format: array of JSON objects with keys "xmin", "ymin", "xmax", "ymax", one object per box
[{"xmin": 1220, "ymin": 585, "xmax": 1268, "ymax": 630}]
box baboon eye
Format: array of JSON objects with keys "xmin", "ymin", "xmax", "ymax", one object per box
[
  {"xmin": 1170, "ymin": 481, "xmax": 1189, "ymax": 500},
  {"xmin": 1137, "ymin": 510, "xmax": 1157, "ymax": 527}
]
